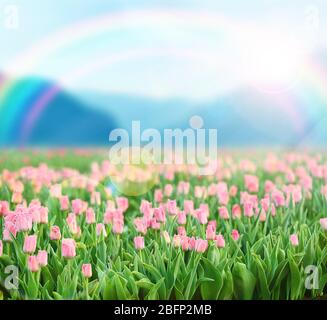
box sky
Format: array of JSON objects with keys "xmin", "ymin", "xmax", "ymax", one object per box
[
  {"xmin": 0, "ymin": 0, "xmax": 327, "ymax": 147},
  {"xmin": 0, "ymin": 0, "xmax": 326, "ymax": 100}
]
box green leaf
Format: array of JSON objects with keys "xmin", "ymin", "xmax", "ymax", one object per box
[
  {"xmin": 26, "ymin": 273, "xmax": 39, "ymax": 300},
  {"xmin": 288, "ymin": 256, "xmax": 302, "ymax": 300},
  {"xmin": 136, "ymin": 278, "xmax": 154, "ymax": 290},
  {"xmin": 218, "ymin": 270, "xmax": 234, "ymax": 300},
  {"xmin": 200, "ymin": 258, "xmax": 223, "ymax": 300},
  {"xmin": 252, "ymin": 254, "xmax": 270, "ymax": 299},
  {"xmin": 145, "ymin": 278, "xmax": 164, "ymax": 300},
  {"xmin": 103, "ymin": 276, "xmax": 117, "ymax": 300},
  {"xmin": 232, "ymin": 262, "xmax": 256, "ymax": 300},
  {"xmin": 113, "ymin": 274, "xmax": 128, "ymax": 300}
]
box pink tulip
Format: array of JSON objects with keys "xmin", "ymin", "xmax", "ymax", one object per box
[
  {"xmin": 116, "ymin": 197, "xmax": 129, "ymax": 212},
  {"xmin": 189, "ymin": 236, "xmax": 196, "ymax": 250},
  {"xmin": 244, "ymin": 202, "xmax": 254, "ymax": 217},
  {"xmin": 106, "ymin": 200, "xmax": 116, "ymax": 210},
  {"xmin": 264, "ymin": 180, "xmax": 276, "ymax": 193},
  {"xmin": 178, "ymin": 181, "xmax": 190, "ymax": 195},
  {"xmin": 82, "ymin": 264, "xmax": 92, "ymax": 278},
  {"xmin": 244, "ymin": 175, "xmax": 259, "ymax": 193},
  {"xmin": 206, "ymin": 225, "xmax": 216, "ymax": 240},
  {"xmin": 199, "ymin": 203, "xmax": 209, "ymax": 215},
  {"xmin": 166, "ymin": 199, "xmax": 178, "ymax": 215},
  {"xmin": 178, "ymin": 211, "xmax": 186, "ymax": 225},
  {"xmin": 153, "ymin": 207, "xmax": 166, "ymax": 223},
  {"xmin": 37, "ymin": 250, "xmax": 48, "ymax": 267},
  {"xmin": 134, "ymin": 236, "xmax": 145, "ymax": 250},
  {"xmin": 16, "ymin": 212, "xmax": 33, "ymax": 232},
  {"xmin": 231, "ymin": 229, "xmax": 240, "ymax": 241},
  {"xmin": 0, "ymin": 201, "xmax": 10, "ymax": 216},
  {"xmin": 23, "ymin": 235, "xmax": 37, "ymax": 254},
  {"xmin": 104, "ymin": 210, "xmax": 114, "ymax": 224},
  {"xmin": 66, "ymin": 213, "xmax": 78, "ymax": 235},
  {"xmin": 181, "ymin": 236, "xmax": 190, "ymax": 251},
  {"xmin": 28, "ymin": 255, "xmax": 40, "ymax": 272},
  {"xmin": 161, "ymin": 231, "xmax": 171, "ymax": 244},
  {"xmin": 72, "ymin": 199, "xmax": 83, "ymax": 215},
  {"xmin": 260, "ymin": 197, "xmax": 270, "ymax": 212},
  {"xmin": 177, "ymin": 226, "xmax": 186, "ymax": 237},
  {"xmin": 112, "ymin": 221, "xmax": 124, "ymax": 234},
  {"xmin": 197, "ymin": 209, "xmax": 208, "ymax": 225},
  {"xmin": 140, "ymin": 200, "xmax": 152, "ymax": 214},
  {"xmin": 91, "ymin": 192, "xmax": 101, "ymax": 205},
  {"xmin": 286, "ymin": 170, "xmax": 296, "ymax": 183},
  {"xmin": 3, "ymin": 228, "xmax": 15, "ymax": 242},
  {"xmin": 290, "ymin": 234, "xmax": 299, "ymax": 246},
  {"xmin": 59, "ymin": 196, "xmax": 70, "ymax": 211},
  {"xmin": 218, "ymin": 206, "xmax": 229, "ymax": 220},
  {"xmin": 229, "ymin": 185, "xmax": 238, "ymax": 197},
  {"xmin": 208, "ymin": 220, "xmax": 217, "ymax": 229},
  {"xmin": 321, "ymin": 185, "xmax": 327, "ymax": 198},
  {"xmin": 12, "ymin": 192, "xmax": 23, "ymax": 204},
  {"xmin": 154, "ymin": 189, "xmax": 163, "ymax": 203},
  {"xmin": 134, "ymin": 218, "xmax": 147, "ymax": 235},
  {"xmin": 208, "ymin": 183, "xmax": 218, "ymax": 196},
  {"xmin": 232, "ymin": 204, "xmax": 242, "ymax": 219},
  {"xmin": 150, "ymin": 219, "xmax": 161, "ymax": 230},
  {"xmin": 194, "ymin": 239, "xmax": 208, "ymax": 253},
  {"xmin": 218, "ymin": 191, "xmax": 229, "ymax": 205},
  {"xmin": 173, "ymin": 234, "xmax": 181, "ymax": 247},
  {"xmin": 50, "ymin": 225, "xmax": 61, "ymax": 240},
  {"xmin": 40, "ymin": 207, "xmax": 48, "ymax": 224},
  {"xmin": 96, "ymin": 223, "xmax": 107, "ymax": 237},
  {"xmin": 320, "ymin": 218, "xmax": 327, "ymax": 231},
  {"xmin": 62, "ymin": 238, "xmax": 76, "ymax": 258},
  {"xmin": 30, "ymin": 206, "xmax": 41, "ymax": 223},
  {"xmin": 50, "ymin": 184, "xmax": 62, "ymax": 198},
  {"xmin": 184, "ymin": 200, "xmax": 194, "ymax": 214},
  {"xmin": 300, "ymin": 175, "xmax": 312, "ymax": 191},
  {"xmin": 272, "ymin": 190, "xmax": 285, "ymax": 207},
  {"xmin": 215, "ymin": 235, "xmax": 225, "ymax": 248},
  {"xmin": 76, "ymin": 226, "xmax": 82, "ymax": 239},
  {"xmin": 165, "ymin": 171, "xmax": 174, "ymax": 181},
  {"xmin": 195, "ymin": 186, "xmax": 206, "ymax": 198},
  {"xmin": 259, "ymin": 209, "xmax": 267, "ymax": 222},
  {"xmin": 164, "ymin": 184, "xmax": 173, "ymax": 197},
  {"xmin": 86, "ymin": 208, "xmax": 96, "ymax": 224}
]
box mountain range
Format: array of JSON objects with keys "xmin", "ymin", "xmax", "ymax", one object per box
[{"xmin": 1, "ymin": 73, "xmax": 326, "ymax": 147}]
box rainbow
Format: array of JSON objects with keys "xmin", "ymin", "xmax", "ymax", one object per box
[{"xmin": 0, "ymin": 9, "xmax": 326, "ymax": 146}]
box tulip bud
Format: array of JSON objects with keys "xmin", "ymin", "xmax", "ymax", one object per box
[
  {"xmin": 37, "ymin": 250, "xmax": 48, "ymax": 267},
  {"xmin": 50, "ymin": 225, "xmax": 61, "ymax": 240},
  {"xmin": 23, "ymin": 235, "xmax": 37, "ymax": 254},
  {"xmin": 28, "ymin": 255, "xmax": 40, "ymax": 272},
  {"xmin": 61, "ymin": 238, "xmax": 76, "ymax": 258},
  {"xmin": 134, "ymin": 236, "xmax": 144, "ymax": 250},
  {"xmin": 82, "ymin": 263, "xmax": 92, "ymax": 278}
]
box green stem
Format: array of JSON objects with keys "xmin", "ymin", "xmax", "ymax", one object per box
[{"xmin": 85, "ymin": 278, "xmax": 89, "ymax": 300}]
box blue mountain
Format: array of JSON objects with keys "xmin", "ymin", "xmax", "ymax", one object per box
[
  {"xmin": 2, "ymin": 74, "xmax": 327, "ymax": 147},
  {"xmin": 78, "ymin": 89, "xmax": 325, "ymax": 147},
  {"xmin": 28, "ymin": 90, "xmax": 118, "ymax": 146}
]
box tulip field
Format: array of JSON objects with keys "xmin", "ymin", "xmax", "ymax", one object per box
[{"xmin": 0, "ymin": 149, "xmax": 327, "ymax": 300}]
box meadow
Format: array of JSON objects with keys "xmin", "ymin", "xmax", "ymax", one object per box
[{"xmin": 0, "ymin": 149, "xmax": 327, "ymax": 300}]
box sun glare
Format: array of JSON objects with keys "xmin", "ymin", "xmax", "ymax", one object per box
[{"xmin": 241, "ymin": 30, "xmax": 304, "ymax": 92}]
